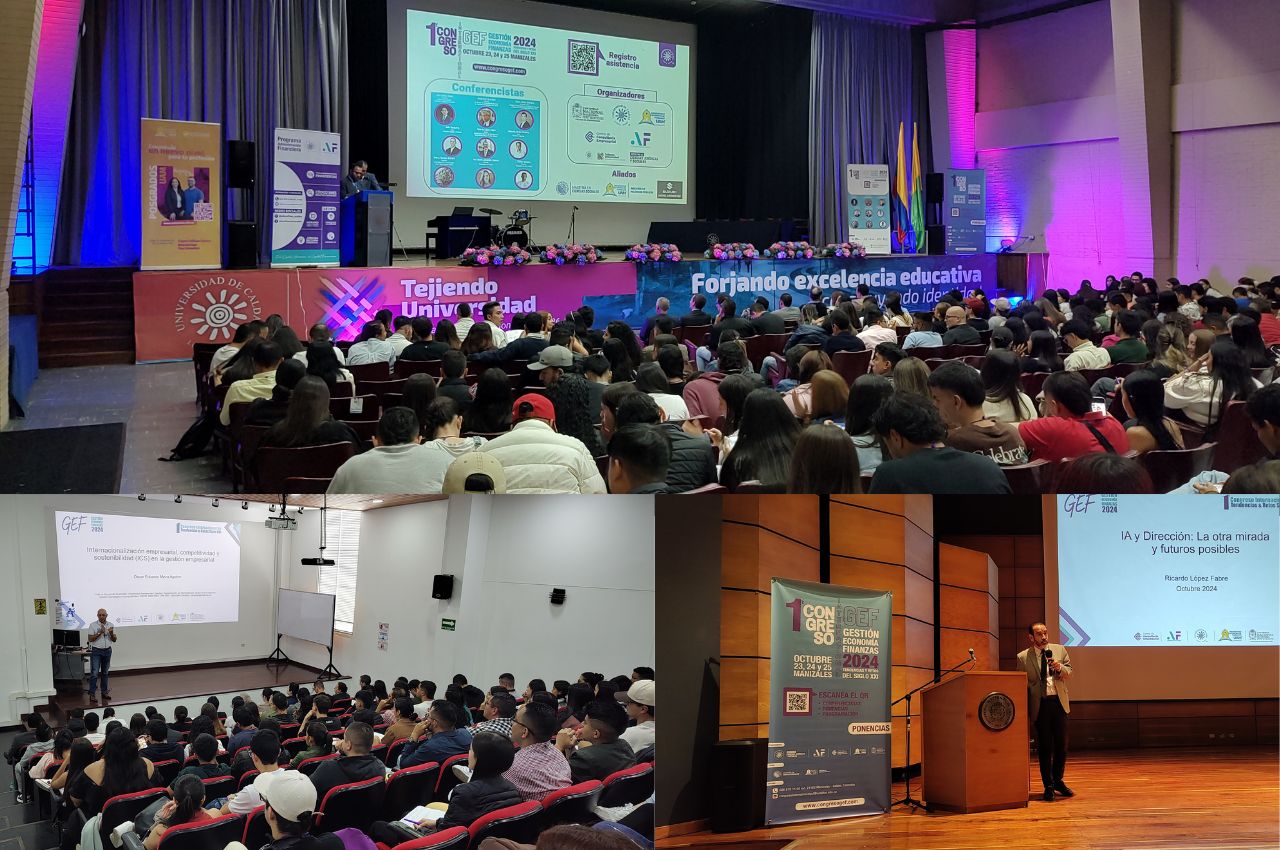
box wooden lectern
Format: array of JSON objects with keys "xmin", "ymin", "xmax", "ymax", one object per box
[{"xmin": 921, "ymin": 671, "xmax": 1028, "ymax": 813}]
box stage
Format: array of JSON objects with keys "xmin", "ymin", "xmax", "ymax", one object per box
[
  {"xmin": 657, "ymin": 747, "xmax": 1280, "ymax": 850},
  {"xmin": 130, "ymin": 253, "xmax": 1020, "ymax": 362},
  {"xmin": 47, "ymin": 658, "xmax": 347, "ymax": 713}
]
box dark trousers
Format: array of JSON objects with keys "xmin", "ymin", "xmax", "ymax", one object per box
[
  {"xmin": 1034, "ymin": 695, "xmax": 1068, "ymax": 789},
  {"xmin": 88, "ymin": 647, "xmax": 111, "ymax": 695}
]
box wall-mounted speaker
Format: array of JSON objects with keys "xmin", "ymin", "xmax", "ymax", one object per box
[
  {"xmin": 549, "ymin": 588, "xmax": 567, "ymax": 605},
  {"xmin": 226, "ymin": 221, "xmax": 258, "ymax": 269},
  {"xmin": 710, "ymin": 738, "xmax": 766, "ymax": 832},
  {"xmin": 227, "ymin": 140, "xmax": 255, "ymax": 189},
  {"xmin": 925, "ymin": 172, "xmax": 944, "ymax": 205},
  {"xmin": 432, "ymin": 575, "xmax": 454, "ymax": 600}
]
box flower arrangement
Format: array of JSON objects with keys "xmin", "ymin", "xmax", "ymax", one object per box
[
  {"xmin": 540, "ymin": 243, "xmax": 603, "ymax": 265},
  {"xmin": 705, "ymin": 242, "xmax": 758, "ymax": 261},
  {"xmin": 460, "ymin": 244, "xmax": 533, "ymax": 266},
  {"xmin": 822, "ymin": 242, "xmax": 868, "ymax": 259},
  {"xmin": 623, "ymin": 243, "xmax": 683, "ymax": 263},
  {"xmin": 763, "ymin": 241, "xmax": 816, "ymax": 260}
]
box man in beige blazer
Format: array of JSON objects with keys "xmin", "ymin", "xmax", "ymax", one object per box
[{"xmin": 1017, "ymin": 621, "xmax": 1074, "ymax": 801}]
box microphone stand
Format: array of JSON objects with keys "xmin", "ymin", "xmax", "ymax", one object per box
[
  {"xmin": 890, "ymin": 651, "xmax": 976, "ymax": 811},
  {"xmin": 568, "ymin": 205, "xmax": 578, "ymax": 245}
]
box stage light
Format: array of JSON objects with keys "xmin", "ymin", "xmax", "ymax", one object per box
[
  {"xmin": 174, "ymin": 495, "xmax": 182, "ymax": 504},
  {"xmin": 212, "ymin": 498, "xmax": 220, "ymax": 508},
  {"xmin": 137, "ymin": 494, "xmax": 146, "ymax": 501},
  {"xmin": 241, "ymin": 501, "xmax": 248, "ymax": 510}
]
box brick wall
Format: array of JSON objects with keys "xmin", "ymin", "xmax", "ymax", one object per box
[{"xmin": 0, "ymin": 0, "xmax": 44, "ymax": 428}]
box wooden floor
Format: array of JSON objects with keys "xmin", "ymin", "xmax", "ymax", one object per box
[
  {"xmin": 660, "ymin": 747, "xmax": 1280, "ymax": 850},
  {"xmin": 49, "ymin": 660, "xmax": 345, "ymax": 711}
]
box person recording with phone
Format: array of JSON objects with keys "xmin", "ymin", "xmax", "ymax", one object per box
[
  {"xmin": 87, "ymin": 608, "xmax": 117, "ymax": 703},
  {"xmin": 1018, "ymin": 622, "xmax": 1074, "ymax": 801}
]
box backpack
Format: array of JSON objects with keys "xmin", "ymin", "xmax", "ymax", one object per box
[{"xmin": 162, "ymin": 413, "xmax": 218, "ymax": 460}]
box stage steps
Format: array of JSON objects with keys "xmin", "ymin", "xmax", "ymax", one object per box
[{"xmin": 38, "ymin": 267, "xmax": 137, "ymax": 368}]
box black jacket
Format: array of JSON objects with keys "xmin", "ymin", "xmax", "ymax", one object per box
[
  {"xmin": 399, "ymin": 341, "xmax": 452, "ymax": 362},
  {"xmin": 308, "ymin": 753, "xmax": 387, "ymax": 804},
  {"xmin": 438, "ymin": 378, "xmax": 473, "ymax": 412},
  {"xmin": 707, "ymin": 317, "xmax": 756, "ymax": 349},
  {"xmin": 783, "ymin": 324, "xmax": 829, "ymax": 352},
  {"xmin": 139, "ymin": 741, "xmax": 186, "ymax": 764},
  {"xmin": 942, "ymin": 324, "xmax": 981, "ymax": 345},
  {"xmin": 661, "ymin": 423, "xmax": 718, "ymax": 492},
  {"xmin": 437, "ymin": 775, "xmax": 523, "ymax": 830},
  {"xmin": 680, "ymin": 310, "xmax": 715, "ymax": 327},
  {"xmin": 469, "ymin": 336, "xmax": 548, "ymax": 366},
  {"xmin": 749, "ymin": 312, "xmax": 786, "ymax": 335}
]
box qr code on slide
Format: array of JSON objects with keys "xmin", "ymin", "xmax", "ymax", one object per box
[
  {"xmin": 568, "ymin": 39, "xmax": 600, "ymax": 76},
  {"xmin": 784, "ymin": 688, "xmax": 812, "ymax": 716}
]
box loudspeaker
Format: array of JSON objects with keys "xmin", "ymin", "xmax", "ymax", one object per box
[
  {"xmin": 549, "ymin": 588, "xmax": 567, "ymax": 605},
  {"xmin": 432, "ymin": 575, "xmax": 454, "ymax": 600},
  {"xmin": 926, "ymin": 225, "xmax": 947, "ymax": 255},
  {"xmin": 226, "ymin": 221, "xmax": 258, "ymax": 268},
  {"xmin": 227, "ymin": 140, "xmax": 255, "ymax": 189},
  {"xmin": 925, "ymin": 172, "xmax": 944, "ymax": 205},
  {"xmin": 709, "ymin": 738, "xmax": 766, "ymax": 833}
]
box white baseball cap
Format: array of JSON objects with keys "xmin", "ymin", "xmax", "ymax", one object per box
[{"xmin": 260, "ymin": 770, "xmax": 317, "ymax": 822}]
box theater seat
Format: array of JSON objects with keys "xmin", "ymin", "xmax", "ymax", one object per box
[
  {"xmin": 237, "ymin": 769, "xmax": 259, "ymax": 790},
  {"xmin": 255, "ymin": 442, "xmax": 356, "ymax": 493},
  {"xmin": 1141, "ymin": 442, "xmax": 1216, "ymax": 493},
  {"xmin": 539, "ymin": 780, "xmax": 602, "ymax": 828},
  {"xmin": 433, "ymin": 753, "xmax": 470, "ymax": 801},
  {"xmin": 383, "ymin": 738, "xmax": 410, "ymax": 767},
  {"xmin": 598, "ymin": 762, "xmax": 654, "ymax": 807},
  {"xmin": 242, "ymin": 806, "xmax": 270, "ymax": 850},
  {"xmin": 98, "ymin": 788, "xmax": 170, "ymax": 846},
  {"xmin": 200, "ymin": 775, "xmax": 237, "ymax": 800},
  {"xmin": 313, "ymin": 776, "xmax": 387, "ymax": 833},
  {"xmin": 281, "ymin": 736, "xmax": 309, "ymax": 758},
  {"xmin": 297, "ymin": 752, "xmax": 340, "ymax": 775},
  {"xmin": 382, "ymin": 761, "xmax": 439, "ymax": 821},
  {"xmin": 1210, "ymin": 402, "xmax": 1266, "ymax": 473},
  {"xmin": 466, "ymin": 801, "xmax": 543, "ymax": 848},
  {"xmin": 1002, "ymin": 459, "xmax": 1055, "ymax": 494},
  {"xmin": 374, "ymin": 826, "xmax": 469, "ymax": 850},
  {"xmin": 155, "ymin": 813, "xmax": 244, "ymax": 850},
  {"xmin": 832, "ymin": 350, "xmax": 872, "ymax": 385},
  {"xmin": 151, "ymin": 759, "xmax": 181, "ymax": 785},
  {"xmin": 681, "ymin": 483, "xmax": 727, "ymax": 494}
]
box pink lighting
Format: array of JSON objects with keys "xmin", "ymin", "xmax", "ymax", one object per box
[
  {"xmin": 942, "ymin": 29, "xmax": 976, "ymax": 169},
  {"xmin": 28, "ymin": 0, "xmax": 84, "ymax": 269}
]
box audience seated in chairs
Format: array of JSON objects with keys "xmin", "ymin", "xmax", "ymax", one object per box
[
  {"xmin": 307, "ymin": 722, "xmax": 387, "ymax": 804},
  {"xmin": 618, "ymin": 681, "xmax": 655, "ymax": 753},
  {"xmin": 717, "ymin": 388, "xmax": 800, "ymax": 492},
  {"xmin": 295, "ymin": 324, "xmax": 348, "ymax": 367},
  {"xmin": 254, "ymin": 770, "xmax": 344, "ymax": 850},
  {"xmin": 547, "ymin": 373, "xmax": 606, "ymax": 458},
  {"xmin": 788, "ymin": 422, "xmax": 862, "ymax": 495},
  {"xmin": 259, "ymin": 377, "xmax": 362, "ymax": 455},
  {"xmin": 139, "ymin": 720, "xmax": 185, "ymax": 765},
  {"xmin": 929, "ymin": 361, "xmax": 1029, "ymax": 467},
  {"xmin": 868, "ymin": 392, "xmax": 1011, "ymax": 494},
  {"xmin": 607, "ymin": 390, "xmax": 716, "ymax": 492},
  {"xmin": 434, "ymin": 351, "xmax": 472, "ymax": 413},
  {"xmin": 140, "ymin": 775, "xmax": 216, "ymax": 850},
  {"xmin": 462, "ymin": 369, "xmax": 513, "ymax": 435},
  {"xmin": 1056, "ymin": 452, "xmax": 1154, "ymax": 493},
  {"xmin": 556, "ymin": 700, "xmax": 636, "ymax": 784},
  {"xmin": 1119, "ymin": 370, "xmax": 1185, "ymax": 454},
  {"xmin": 980, "ymin": 350, "xmax": 1039, "ymax": 424},
  {"xmin": 327, "ymin": 408, "xmax": 436, "ymax": 494},
  {"xmin": 221, "ymin": 342, "xmax": 284, "ymax": 426},
  {"xmin": 504, "ymin": 702, "xmax": 573, "ymax": 803},
  {"xmin": 398, "ymin": 701, "xmax": 473, "ymax": 770},
  {"xmin": 398, "ymin": 317, "xmax": 451, "ymax": 363},
  {"xmin": 171, "ymin": 734, "xmax": 229, "ymax": 788},
  {"xmin": 212, "ymin": 320, "xmax": 267, "ymax": 374},
  {"xmin": 304, "ymin": 342, "xmax": 355, "ymax": 390},
  {"xmin": 604, "ymin": 424, "xmax": 671, "ymax": 495},
  {"xmin": 1163, "ymin": 340, "xmax": 1260, "ymax": 429},
  {"xmin": 244, "ymin": 359, "xmax": 308, "ymax": 427},
  {"xmin": 1018, "ymin": 371, "xmax": 1130, "ymax": 462},
  {"xmin": 288, "ymin": 722, "xmax": 335, "ymax": 769},
  {"xmin": 218, "ymin": 730, "xmax": 284, "ymax": 815}
]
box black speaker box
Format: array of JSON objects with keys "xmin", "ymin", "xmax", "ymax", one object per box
[
  {"xmin": 709, "ymin": 738, "xmax": 766, "ymax": 832},
  {"xmin": 226, "ymin": 221, "xmax": 258, "ymax": 269},
  {"xmin": 926, "ymin": 225, "xmax": 947, "ymax": 255},
  {"xmin": 432, "ymin": 575, "xmax": 455, "ymax": 600},
  {"xmin": 925, "ymin": 172, "xmax": 944, "ymax": 205},
  {"xmin": 227, "ymin": 140, "xmax": 255, "ymax": 189}
]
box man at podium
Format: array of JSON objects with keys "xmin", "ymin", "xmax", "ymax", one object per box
[
  {"xmin": 1018, "ymin": 622, "xmax": 1074, "ymax": 801},
  {"xmin": 342, "ymin": 159, "xmax": 383, "ymax": 199}
]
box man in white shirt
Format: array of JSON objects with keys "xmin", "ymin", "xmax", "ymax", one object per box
[
  {"xmin": 856, "ymin": 307, "xmax": 897, "ymax": 349},
  {"xmin": 293, "ymin": 324, "xmax": 347, "ymax": 367},
  {"xmin": 86, "ymin": 608, "xmax": 117, "ymax": 702},
  {"xmin": 328, "ymin": 408, "xmax": 441, "ymax": 494},
  {"xmin": 221, "ymin": 342, "xmax": 284, "ymax": 425},
  {"xmin": 346, "ymin": 321, "xmax": 397, "ymax": 366},
  {"xmin": 453, "ymin": 303, "xmax": 476, "ymax": 340},
  {"xmin": 618, "ymin": 680, "xmax": 654, "ymax": 752},
  {"xmin": 387, "ymin": 316, "xmax": 413, "ymax": 355},
  {"xmin": 482, "ymin": 301, "xmax": 509, "ymax": 347},
  {"xmin": 1061, "ymin": 320, "xmax": 1111, "ymax": 371},
  {"xmin": 219, "ymin": 730, "xmax": 285, "ymax": 814},
  {"xmin": 210, "ymin": 321, "xmax": 266, "ymax": 374}
]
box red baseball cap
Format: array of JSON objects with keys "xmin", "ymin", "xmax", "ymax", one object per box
[{"xmin": 512, "ymin": 393, "xmax": 555, "ymax": 423}]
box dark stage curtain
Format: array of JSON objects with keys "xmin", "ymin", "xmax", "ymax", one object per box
[
  {"xmin": 808, "ymin": 13, "xmax": 932, "ymax": 245},
  {"xmin": 695, "ymin": 5, "xmax": 812, "ymax": 227},
  {"xmin": 54, "ymin": 0, "xmax": 348, "ymax": 267}
]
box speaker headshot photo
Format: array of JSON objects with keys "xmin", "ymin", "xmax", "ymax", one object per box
[{"xmin": 1018, "ymin": 621, "xmax": 1074, "ymax": 802}]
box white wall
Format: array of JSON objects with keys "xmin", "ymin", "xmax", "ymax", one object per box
[
  {"xmin": 0, "ymin": 495, "xmax": 279, "ymax": 727},
  {"xmin": 1171, "ymin": 0, "xmax": 1280, "ymax": 284},
  {"xmin": 282, "ymin": 497, "xmax": 655, "ymax": 690},
  {"xmin": 385, "ymin": 0, "xmax": 697, "ymax": 247}
]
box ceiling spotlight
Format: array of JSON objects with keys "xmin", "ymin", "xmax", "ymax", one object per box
[
  {"xmin": 137, "ymin": 494, "xmax": 146, "ymax": 502},
  {"xmin": 269, "ymin": 504, "xmax": 277, "ymax": 513},
  {"xmin": 174, "ymin": 495, "xmax": 183, "ymax": 504},
  {"xmin": 371, "ymin": 499, "xmax": 384, "ymax": 505},
  {"xmin": 212, "ymin": 498, "xmax": 220, "ymax": 508},
  {"xmin": 241, "ymin": 501, "xmax": 249, "ymax": 510},
  {"xmin": 298, "ymin": 506, "xmax": 305, "ymax": 513}
]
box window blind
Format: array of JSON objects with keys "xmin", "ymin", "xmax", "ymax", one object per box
[{"xmin": 317, "ymin": 510, "xmax": 362, "ymax": 634}]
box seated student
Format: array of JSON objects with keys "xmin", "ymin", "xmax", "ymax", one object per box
[
  {"xmin": 139, "ymin": 719, "xmax": 185, "ymax": 765},
  {"xmin": 288, "ymin": 721, "xmax": 335, "ymax": 769},
  {"xmin": 219, "ymin": 731, "xmax": 284, "ymax": 815},
  {"xmin": 171, "ymin": 734, "xmax": 231, "ymax": 788},
  {"xmin": 168, "ymin": 706, "xmax": 193, "ymax": 735},
  {"xmin": 1055, "ymin": 452, "xmax": 1154, "ymax": 493},
  {"xmin": 718, "ymin": 388, "xmax": 802, "ymax": 492},
  {"xmin": 243, "ymin": 359, "xmax": 308, "ymax": 427},
  {"xmin": 1119, "ymin": 369, "xmax": 1184, "ymax": 454},
  {"xmin": 398, "ymin": 701, "xmax": 473, "ymax": 769},
  {"xmin": 820, "ymin": 308, "xmax": 866, "ymax": 356},
  {"xmin": 434, "ymin": 732, "xmax": 522, "ymax": 830},
  {"xmin": 303, "ymin": 341, "xmax": 355, "ymax": 389},
  {"xmin": 328, "ymin": 407, "xmax": 440, "ymax": 494},
  {"xmin": 619, "ymin": 680, "xmax": 655, "ymax": 752},
  {"xmin": 294, "ymin": 324, "xmax": 348, "ymax": 366},
  {"xmin": 747, "ymin": 298, "xmax": 786, "ymax": 335},
  {"xmin": 379, "ymin": 699, "xmax": 418, "ymax": 749},
  {"xmin": 928, "ymin": 362, "xmax": 1029, "ymax": 466},
  {"xmin": 70, "ymin": 728, "xmax": 159, "ymax": 819},
  {"xmin": 611, "ymin": 391, "xmax": 716, "ymax": 492},
  {"xmin": 436, "ymin": 350, "xmax": 473, "ymax": 413},
  {"xmin": 397, "ymin": 317, "xmax": 449, "ymax": 362},
  {"xmin": 941, "ymin": 306, "xmax": 981, "ymax": 345},
  {"xmin": 257, "ymin": 375, "xmax": 362, "ymax": 453},
  {"xmin": 386, "ymin": 316, "xmax": 414, "ymax": 355},
  {"xmin": 901, "ymin": 310, "xmax": 943, "ymax": 350},
  {"xmin": 503, "ymin": 701, "xmax": 573, "ymax": 802},
  {"xmin": 346, "ymin": 321, "xmax": 397, "ymax": 366},
  {"xmin": 255, "ymin": 770, "xmax": 344, "ymax": 850},
  {"xmin": 1107, "ymin": 311, "xmax": 1149, "ymax": 363},
  {"xmin": 1061, "ymin": 320, "xmax": 1110, "ymax": 371},
  {"xmin": 141, "ymin": 775, "xmax": 217, "ymax": 850},
  {"xmin": 479, "ymin": 394, "xmax": 607, "ymax": 493},
  {"xmin": 856, "ymin": 306, "xmax": 897, "ymax": 348},
  {"xmin": 222, "ymin": 341, "xmax": 284, "ymax": 425},
  {"xmin": 307, "ymin": 722, "xmax": 386, "ymax": 803},
  {"xmin": 868, "ymin": 393, "xmax": 1012, "ymax": 494},
  {"xmin": 635, "ymin": 362, "xmax": 690, "ymax": 421},
  {"xmin": 472, "ymin": 692, "xmax": 518, "ymax": 739},
  {"xmin": 1163, "ymin": 340, "xmax": 1260, "ymax": 428},
  {"xmin": 980, "ymin": 350, "xmax": 1039, "ymax": 424},
  {"xmin": 555, "ymin": 700, "xmax": 636, "ymax": 784},
  {"xmin": 462, "ymin": 368, "xmax": 513, "ymax": 435},
  {"xmin": 212, "ymin": 320, "xmax": 267, "ymax": 373},
  {"xmin": 1018, "ymin": 371, "xmax": 1130, "ymax": 461},
  {"xmin": 606, "ymin": 424, "xmax": 673, "ymax": 494},
  {"xmin": 470, "ymin": 313, "xmax": 549, "ymax": 366}
]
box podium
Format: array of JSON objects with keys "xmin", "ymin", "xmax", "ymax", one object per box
[
  {"xmin": 341, "ymin": 190, "xmax": 393, "ymax": 267},
  {"xmin": 921, "ymin": 671, "xmax": 1028, "ymax": 813}
]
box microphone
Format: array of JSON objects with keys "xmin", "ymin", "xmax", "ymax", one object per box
[
  {"xmin": 968, "ymin": 647, "xmax": 975, "ymax": 663},
  {"xmin": 1044, "ymin": 648, "xmax": 1053, "ymax": 677}
]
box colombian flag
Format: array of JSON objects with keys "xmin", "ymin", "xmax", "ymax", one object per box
[{"xmin": 893, "ymin": 122, "xmax": 911, "ymax": 253}]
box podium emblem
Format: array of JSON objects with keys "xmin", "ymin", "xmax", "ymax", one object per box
[{"xmin": 979, "ymin": 692, "xmax": 1015, "ymax": 731}]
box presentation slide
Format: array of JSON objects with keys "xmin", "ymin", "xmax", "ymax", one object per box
[
  {"xmin": 1056, "ymin": 495, "xmax": 1279, "ymax": 647},
  {"xmin": 53, "ymin": 511, "xmax": 242, "ymax": 628},
  {"xmin": 405, "ymin": 10, "xmax": 690, "ymax": 204}
]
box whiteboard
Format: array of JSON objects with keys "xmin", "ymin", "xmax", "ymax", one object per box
[{"xmin": 277, "ymin": 588, "xmax": 336, "ymax": 646}]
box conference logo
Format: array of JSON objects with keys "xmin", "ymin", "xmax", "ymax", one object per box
[
  {"xmin": 556, "ymin": 181, "xmax": 569, "ymax": 196},
  {"xmin": 1195, "ymin": 628, "xmax": 1208, "ymax": 641},
  {"xmin": 173, "ymin": 276, "xmax": 263, "ymax": 341},
  {"xmin": 427, "ymin": 22, "xmax": 458, "ymax": 56},
  {"xmin": 1219, "ymin": 629, "xmax": 1243, "ymax": 641},
  {"xmin": 585, "ymin": 132, "xmax": 594, "ymax": 143},
  {"xmin": 1167, "ymin": 630, "xmax": 1182, "ymax": 642},
  {"xmin": 612, "ymin": 105, "xmax": 630, "ymax": 125},
  {"xmin": 631, "ymin": 132, "xmax": 651, "ymax": 147},
  {"xmin": 1248, "ymin": 629, "xmax": 1275, "ymax": 642},
  {"xmin": 658, "ymin": 43, "xmax": 677, "ymax": 68}
]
